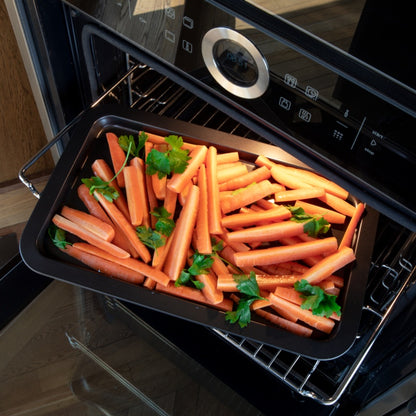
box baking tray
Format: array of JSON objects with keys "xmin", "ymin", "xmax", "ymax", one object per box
[{"xmin": 20, "ymin": 105, "xmax": 378, "ymax": 360}]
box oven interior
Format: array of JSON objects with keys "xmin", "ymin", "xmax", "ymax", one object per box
[{"xmin": 15, "ymin": 3, "xmax": 416, "ymax": 415}]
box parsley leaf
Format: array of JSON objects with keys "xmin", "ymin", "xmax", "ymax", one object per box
[
  {"xmin": 145, "ymin": 135, "xmax": 190, "ymax": 179},
  {"xmin": 48, "ymin": 224, "xmax": 71, "ymax": 249},
  {"xmin": 175, "ymin": 251, "xmax": 215, "ymax": 290},
  {"xmin": 136, "ymin": 226, "xmax": 166, "ymax": 250},
  {"xmin": 176, "ymin": 270, "xmax": 205, "ymax": 290},
  {"xmin": 151, "ymin": 207, "xmax": 175, "ymax": 237},
  {"xmin": 286, "ymin": 205, "xmax": 330, "ymax": 237},
  {"xmin": 294, "ymin": 279, "xmax": 341, "ymax": 318},
  {"xmin": 225, "ymin": 272, "xmax": 265, "ymax": 328},
  {"xmin": 118, "ymin": 132, "xmax": 147, "ymax": 157}
]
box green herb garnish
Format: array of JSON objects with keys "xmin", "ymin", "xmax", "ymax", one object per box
[
  {"xmin": 175, "ymin": 251, "xmax": 214, "ymax": 290},
  {"xmin": 48, "ymin": 224, "xmax": 71, "ymax": 249},
  {"xmin": 118, "ymin": 131, "xmax": 147, "ymax": 157},
  {"xmin": 294, "ymin": 279, "xmax": 341, "ymax": 318},
  {"xmin": 146, "ymin": 135, "xmax": 191, "ymax": 179},
  {"xmin": 286, "ymin": 205, "xmax": 330, "ymax": 237},
  {"xmin": 136, "ymin": 226, "xmax": 166, "ymax": 250},
  {"xmin": 151, "ymin": 206, "xmax": 175, "ymax": 237},
  {"xmin": 225, "ymin": 272, "xmax": 265, "ymax": 328}
]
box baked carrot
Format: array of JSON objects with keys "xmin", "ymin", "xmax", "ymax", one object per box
[
  {"xmin": 123, "ymin": 165, "xmax": 144, "ymax": 226},
  {"xmin": 255, "ymin": 309, "xmax": 313, "ymax": 337},
  {"xmin": 91, "ymin": 159, "xmax": 130, "ymax": 221},
  {"xmin": 255, "ymin": 198, "xmax": 281, "ymax": 210},
  {"xmin": 143, "ymin": 277, "xmax": 157, "ymax": 290},
  {"xmin": 295, "ymin": 200, "xmax": 346, "ymax": 224},
  {"xmin": 221, "ymin": 180, "xmax": 277, "ymax": 214},
  {"xmin": 61, "ymin": 205, "xmax": 115, "ymax": 242},
  {"xmin": 217, "ymin": 273, "xmax": 299, "ymax": 292},
  {"xmin": 255, "ymin": 155, "xmax": 276, "ymax": 169},
  {"xmin": 339, "ymin": 202, "xmax": 365, "ymax": 250},
  {"xmin": 62, "ymin": 244, "xmax": 144, "ymax": 284},
  {"xmin": 52, "ymin": 214, "xmax": 130, "ymax": 259},
  {"xmin": 319, "ymin": 193, "xmax": 356, "ymax": 217},
  {"xmin": 318, "ymin": 280, "xmax": 340, "ymax": 296},
  {"xmin": 218, "ymin": 165, "xmax": 272, "ymax": 192},
  {"xmin": 94, "ymin": 191, "xmax": 151, "ymax": 263},
  {"xmin": 145, "ymin": 132, "xmax": 196, "ymax": 151},
  {"xmin": 155, "ymin": 282, "xmax": 233, "ymax": 311},
  {"xmin": 144, "ymin": 141, "xmax": 158, "ymax": 227},
  {"xmin": 270, "ymin": 165, "xmax": 312, "ymax": 190},
  {"xmin": 106, "ymin": 132, "xmax": 126, "ymax": 188},
  {"xmin": 274, "ymin": 187, "xmax": 326, "ymax": 203},
  {"xmin": 217, "ymin": 161, "xmax": 244, "ymax": 171},
  {"xmin": 194, "ymin": 164, "xmax": 212, "ymax": 254},
  {"xmin": 195, "ymin": 270, "xmax": 224, "ymax": 305},
  {"xmin": 221, "ymin": 206, "xmax": 291, "ymax": 229},
  {"xmin": 163, "ymin": 184, "xmax": 200, "ymax": 280},
  {"xmin": 206, "ymin": 146, "xmax": 223, "ymax": 234},
  {"xmin": 233, "ymin": 237, "xmax": 338, "ymax": 268},
  {"xmin": 269, "ymin": 292, "xmax": 335, "ymax": 334},
  {"xmin": 72, "ymin": 242, "xmax": 170, "ymax": 286},
  {"xmin": 217, "ymin": 151, "xmax": 239, "ymax": 164},
  {"xmin": 217, "ymin": 163, "xmax": 249, "ymax": 184},
  {"xmin": 279, "ymin": 236, "xmax": 323, "ymax": 267},
  {"xmin": 168, "ymin": 144, "xmax": 207, "ymax": 194},
  {"xmin": 301, "ymin": 246, "xmax": 356, "ymax": 285},
  {"xmin": 129, "ymin": 157, "xmax": 151, "ymax": 228},
  {"xmin": 77, "ymin": 184, "xmax": 112, "ymax": 224}
]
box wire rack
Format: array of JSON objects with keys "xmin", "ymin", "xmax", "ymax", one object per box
[{"xmin": 19, "ymin": 56, "xmax": 416, "ymax": 408}]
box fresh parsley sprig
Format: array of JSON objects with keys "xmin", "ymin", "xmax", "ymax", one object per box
[
  {"xmin": 294, "ymin": 279, "xmax": 341, "ymax": 318},
  {"xmin": 118, "ymin": 132, "xmax": 147, "ymax": 158},
  {"xmin": 48, "ymin": 224, "xmax": 71, "ymax": 249},
  {"xmin": 225, "ymin": 272, "xmax": 266, "ymax": 328},
  {"xmin": 175, "ymin": 251, "xmax": 214, "ymax": 290},
  {"xmin": 146, "ymin": 135, "xmax": 191, "ymax": 179},
  {"xmin": 286, "ymin": 205, "xmax": 330, "ymax": 237}
]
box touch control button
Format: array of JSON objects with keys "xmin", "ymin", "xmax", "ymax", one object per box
[{"xmin": 202, "ymin": 27, "xmax": 269, "ymax": 99}]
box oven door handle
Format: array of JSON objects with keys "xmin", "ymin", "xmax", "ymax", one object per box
[{"xmin": 18, "ymin": 64, "xmax": 140, "ymax": 198}]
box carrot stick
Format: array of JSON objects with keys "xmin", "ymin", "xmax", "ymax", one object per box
[
  {"xmin": 217, "ymin": 273, "xmax": 300, "ymax": 292},
  {"xmin": 91, "ymin": 159, "xmax": 130, "ymax": 221},
  {"xmin": 60, "ymin": 205, "xmax": 115, "ymax": 242},
  {"xmin": 167, "ymin": 145, "xmax": 207, "ymax": 194},
  {"xmin": 94, "ymin": 191, "xmax": 151, "ymax": 263},
  {"xmin": 221, "ymin": 206, "xmax": 291, "ymax": 229},
  {"xmin": 339, "ymin": 202, "xmax": 365, "ymax": 250},
  {"xmin": 144, "ymin": 142, "xmax": 159, "ymax": 228},
  {"xmin": 155, "ymin": 282, "xmax": 233, "ymax": 311},
  {"xmin": 217, "ymin": 161, "xmax": 244, "ymax": 171},
  {"xmin": 123, "ymin": 165, "xmax": 144, "ymax": 226},
  {"xmin": 145, "ymin": 132, "xmax": 196, "ymax": 151},
  {"xmin": 72, "ymin": 242, "xmax": 170, "ymax": 286},
  {"xmin": 106, "ymin": 132, "xmax": 126, "ymax": 188},
  {"xmin": 163, "ymin": 185, "xmax": 200, "ymax": 280},
  {"xmin": 254, "ymin": 155, "xmax": 276, "ymax": 169},
  {"xmin": 270, "ymin": 165, "xmax": 312, "ymax": 190},
  {"xmin": 226, "ymin": 220, "xmax": 306, "ymax": 244},
  {"xmin": 150, "ymin": 143, "xmax": 167, "ymax": 200},
  {"xmin": 269, "ymin": 292, "xmax": 335, "ymax": 334},
  {"xmin": 218, "ymin": 166, "xmax": 272, "ymax": 192},
  {"xmin": 77, "ymin": 184, "xmax": 112, "ymax": 224},
  {"xmin": 195, "ymin": 164, "xmax": 212, "ymax": 254},
  {"xmin": 217, "ymin": 151, "xmax": 239, "ymax": 164},
  {"xmin": 143, "ymin": 277, "xmax": 157, "ymax": 290},
  {"xmin": 52, "ymin": 214, "xmax": 130, "ymax": 259},
  {"xmin": 234, "ymin": 237, "xmax": 338, "ymax": 268},
  {"xmin": 295, "ymin": 200, "xmax": 346, "ymax": 224},
  {"xmin": 217, "ymin": 164, "xmax": 248, "ymax": 184},
  {"xmin": 274, "ymin": 187, "xmax": 326, "ymax": 203},
  {"xmin": 255, "ymin": 309, "xmax": 313, "ymax": 337},
  {"xmin": 319, "ymin": 193, "xmax": 356, "ymax": 217},
  {"xmin": 220, "ymin": 180, "xmax": 277, "ymax": 214},
  {"xmin": 129, "ymin": 157, "xmax": 151, "ymax": 228},
  {"xmin": 206, "ymin": 146, "xmax": 223, "ymax": 234},
  {"xmin": 195, "ymin": 271, "xmax": 224, "ymax": 304},
  {"xmin": 279, "ymin": 235, "xmax": 323, "ymax": 267},
  {"xmin": 63, "ymin": 244, "xmax": 144, "ymax": 284},
  {"xmin": 301, "ymin": 246, "xmax": 356, "ymax": 285}
]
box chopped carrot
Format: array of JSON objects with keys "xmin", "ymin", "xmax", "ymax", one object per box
[
  {"xmin": 196, "ymin": 270, "xmax": 224, "ymax": 305},
  {"xmin": 106, "ymin": 132, "xmax": 126, "ymax": 188},
  {"xmin": 339, "ymin": 202, "xmax": 365, "ymax": 249},
  {"xmin": 150, "ymin": 143, "xmax": 168, "ymax": 200},
  {"xmin": 270, "ymin": 164, "xmax": 312, "ymax": 190},
  {"xmin": 63, "ymin": 244, "xmax": 144, "ymax": 284},
  {"xmin": 195, "ymin": 165, "xmax": 212, "ymax": 254},
  {"xmin": 206, "ymin": 146, "xmax": 223, "ymax": 234},
  {"xmin": 77, "ymin": 184, "xmax": 112, "ymax": 225},
  {"xmin": 295, "ymin": 200, "xmax": 346, "ymax": 224},
  {"xmin": 217, "ymin": 163, "xmax": 249, "ymax": 184},
  {"xmin": 274, "ymin": 187, "xmax": 326, "ymax": 202},
  {"xmin": 123, "ymin": 165, "xmax": 144, "ymax": 226},
  {"xmin": 61, "ymin": 205, "xmax": 115, "ymax": 242},
  {"xmin": 52, "ymin": 214, "xmax": 130, "ymax": 259},
  {"xmin": 233, "ymin": 237, "xmax": 338, "ymax": 268},
  {"xmin": 218, "ymin": 166, "xmax": 272, "ymax": 192},
  {"xmin": 163, "ymin": 184, "xmax": 200, "ymax": 280},
  {"xmin": 144, "ymin": 142, "xmax": 158, "ymax": 228},
  {"xmin": 319, "ymin": 193, "xmax": 356, "ymax": 217},
  {"xmin": 145, "ymin": 132, "xmax": 196, "ymax": 151},
  {"xmin": 217, "ymin": 151, "xmax": 240, "ymax": 164},
  {"xmin": 217, "ymin": 273, "xmax": 300, "ymax": 292},
  {"xmin": 129, "ymin": 157, "xmax": 151, "ymax": 228}
]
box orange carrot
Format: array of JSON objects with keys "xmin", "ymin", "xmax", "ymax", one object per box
[
  {"xmin": 217, "ymin": 273, "xmax": 299, "ymax": 292},
  {"xmin": 196, "ymin": 271, "xmax": 224, "ymax": 304},
  {"xmin": 217, "ymin": 161, "xmax": 244, "ymax": 171},
  {"xmin": 254, "ymin": 155, "xmax": 276, "ymax": 169},
  {"xmin": 217, "ymin": 151, "xmax": 239, "ymax": 164},
  {"xmin": 129, "ymin": 157, "xmax": 151, "ymax": 228},
  {"xmin": 72, "ymin": 242, "xmax": 170, "ymax": 286},
  {"xmin": 145, "ymin": 132, "xmax": 196, "ymax": 151},
  {"xmin": 63, "ymin": 244, "xmax": 144, "ymax": 284},
  {"xmin": 301, "ymin": 246, "xmax": 356, "ymax": 285},
  {"xmin": 163, "ymin": 184, "xmax": 200, "ymax": 280},
  {"xmin": 77, "ymin": 184, "xmax": 112, "ymax": 224},
  {"xmin": 218, "ymin": 165, "xmax": 272, "ymax": 192},
  {"xmin": 339, "ymin": 202, "xmax": 365, "ymax": 249},
  {"xmin": 319, "ymin": 193, "xmax": 356, "ymax": 217},
  {"xmin": 123, "ymin": 165, "xmax": 144, "ymax": 226},
  {"xmin": 60, "ymin": 205, "xmax": 115, "ymax": 242},
  {"xmin": 234, "ymin": 237, "xmax": 338, "ymax": 268},
  {"xmin": 150, "ymin": 143, "xmax": 167, "ymax": 200},
  {"xmin": 221, "ymin": 206, "xmax": 291, "ymax": 229},
  {"xmin": 195, "ymin": 164, "xmax": 212, "ymax": 254},
  {"xmin": 168, "ymin": 145, "xmax": 207, "ymax": 194},
  {"xmin": 269, "ymin": 292, "xmax": 335, "ymax": 334},
  {"xmin": 255, "ymin": 308, "xmax": 313, "ymax": 337},
  {"xmin": 220, "ymin": 180, "xmax": 277, "ymax": 214},
  {"xmin": 155, "ymin": 282, "xmax": 233, "ymax": 311},
  {"xmin": 144, "ymin": 142, "xmax": 158, "ymax": 228},
  {"xmin": 270, "ymin": 164, "xmax": 312, "ymax": 190},
  {"xmin": 106, "ymin": 132, "xmax": 126, "ymax": 188},
  {"xmin": 274, "ymin": 187, "xmax": 326, "ymax": 203},
  {"xmin": 91, "ymin": 159, "xmax": 130, "ymax": 221},
  {"xmin": 152, "ymin": 230, "xmax": 175, "ymax": 269},
  {"xmin": 52, "ymin": 214, "xmax": 129, "ymax": 259},
  {"xmin": 295, "ymin": 200, "xmax": 346, "ymax": 224},
  {"xmin": 94, "ymin": 191, "xmax": 151, "ymax": 263},
  {"xmin": 206, "ymin": 146, "xmax": 223, "ymax": 234},
  {"xmin": 217, "ymin": 164, "xmax": 249, "ymax": 184}
]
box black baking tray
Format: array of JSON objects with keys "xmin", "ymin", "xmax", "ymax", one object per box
[{"xmin": 20, "ymin": 105, "xmax": 379, "ymax": 360}]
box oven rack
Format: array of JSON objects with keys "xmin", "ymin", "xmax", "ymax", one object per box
[{"xmin": 19, "ymin": 61, "xmax": 416, "ymax": 408}]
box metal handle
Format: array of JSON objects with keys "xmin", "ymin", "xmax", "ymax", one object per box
[{"xmin": 19, "ymin": 63, "xmax": 140, "ymax": 198}]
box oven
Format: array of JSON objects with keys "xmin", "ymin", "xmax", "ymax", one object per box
[{"xmin": 3, "ymin": 0, "xmax": 416, "ymax": 415}]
